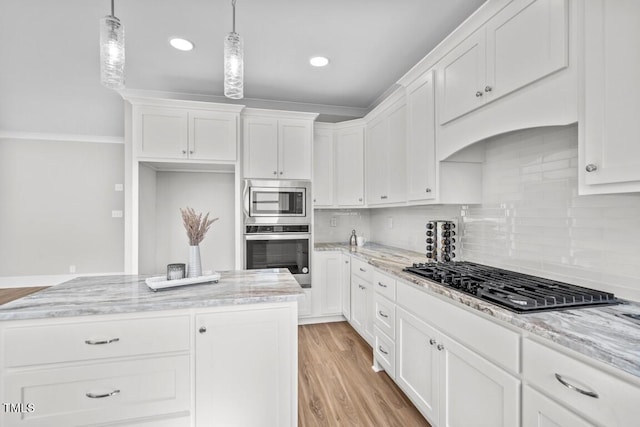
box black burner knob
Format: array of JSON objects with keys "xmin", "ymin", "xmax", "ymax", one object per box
[
  {"xmin": 442, "ymin": 223, "xmax": 451, "ymax": 230},
  {"xmin": 442, "ymin": 231, "xmax": 451, "ymax": 238},
  {"xmin": 426, "ymin": 253, "xmax": 433, "ymax": 259},
  {"xmin": 426, "ymin": 222, "xmax": 435, "ymax": 230},
  {"xmin": 426, "ymin": 230, "xmax": 433, "ymax": 237},
  {"xmin": 426, "ymin": 238, "xmax": 433, "ymax": 244},
  {"xmin": 444, "ymin": 255, "xmax": 451, "ymax": 262},
  {"xmin": 426, "ymin": 245, "xmax": 432, "ymax": 251}
]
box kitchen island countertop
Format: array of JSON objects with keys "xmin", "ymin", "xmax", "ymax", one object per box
[
  {"xmin": 0, "ymin": 269, "xmax": 304, "ymax": 322},
  {"xmin": 316, "ymin": 242, "xmax": 640, "ymax": 380}
]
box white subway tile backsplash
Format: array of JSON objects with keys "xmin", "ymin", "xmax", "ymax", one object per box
[{"xmin": 364, "ymin": 124, "xmax": 640, "ymax": 302}]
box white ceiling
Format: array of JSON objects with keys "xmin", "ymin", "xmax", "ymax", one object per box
[{"xmin": 0, "ymin": 0, "xmax": 485, "ymax": 136}]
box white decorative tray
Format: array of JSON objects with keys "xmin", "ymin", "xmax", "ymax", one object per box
[{"xmin": 145, "ymin": 272, "xmax": 221, "ymax": 291}]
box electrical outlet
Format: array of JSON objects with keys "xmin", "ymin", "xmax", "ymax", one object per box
[
  {"xmin": 330, "ymin": 217, "xmax": 337, "ymax": 227},
  {"xmin": 387, "ymin": 217, "xmax": 393, "ymax": 229},
  {"xmin": 114, "ymin": 183, "xmax": 124, "ymax": 191},
  {"xmin": 112, "ymin": 210, "xmax": 123, "ymax": 218},
  {"xmin": 69, "ymin": 265, "xmax": 76, "ymax": 273}
]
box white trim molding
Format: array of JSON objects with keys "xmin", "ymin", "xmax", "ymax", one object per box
[{"xmin": 0, "ymin": 131, "xmax": 124, "ymax": 144}]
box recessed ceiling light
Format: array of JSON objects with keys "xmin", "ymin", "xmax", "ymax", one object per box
[
  {"xmin": 310, "ymin": 56, "xmax": 329, "ymax": 67},
  {"xmin": 169, "ymin": 38, "xmax": 194, "ymax": 51}
]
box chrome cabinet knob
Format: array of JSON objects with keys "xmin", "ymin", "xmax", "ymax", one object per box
[
  {"xmin": 182, "ymin": 150, "xmax": 187, "ymax": 154},
  {"xmin": 279, "ymin": 171, "xmax": 283, "ymax": 175},
  {"xmin": 199, "ymin": 326, "xmax": 207, "ymax": 334},
  {"xmin": 429, "ymin": 338, "xmax": 436, "ymax": 346},
  {"xmin": 358, "ymin": 198, "xmax": 363, "ymax": 202},
  {"xmin": 313, "ymin": 199, "xmax": 317, "ymax": 202},
  {"xmin": 273, "ymin": 171, "xmax": 277, "ymax": 175},
  {"xmin": 437, "ymin": 344, "xmax": 444, "ymax": 351},
  {"xmin": 475, "ymin": 91, "xmax": 483, "ymax": 97},
  {"xmin": 426, "ymin": 188, "xmax": 432, "ymax": 193},
  {"xmin": 485, "ymin": 86, "xmax": 492, "ymax": 92},
  {"xmin": 585, "ymin": 164, "xmax": 598, "ymax": 172}
]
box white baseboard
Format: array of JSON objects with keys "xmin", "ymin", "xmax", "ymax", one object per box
[{"xmin": 297, "ymin": 315, "xmax": 346, "ymax": 325}]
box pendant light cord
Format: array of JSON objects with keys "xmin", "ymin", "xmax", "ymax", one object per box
[
  {"xmin": 232, "ymin": 0, "xmax": 237, "ymax": 33},
  {"xmin": 110, "ymin": 0, "xmax": 115, "ymax": 17}
]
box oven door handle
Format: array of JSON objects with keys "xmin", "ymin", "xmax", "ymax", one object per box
[{"xmin": 245, "ymin": 233, "xmax": 311, "ymax": 241}]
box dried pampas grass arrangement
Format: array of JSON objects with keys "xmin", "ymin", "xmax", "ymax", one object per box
[{"xmin": 180, "ymin": 207, "xmax": 219, "ymax": 246}]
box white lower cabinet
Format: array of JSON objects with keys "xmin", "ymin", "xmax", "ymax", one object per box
[
  {"xmin": 1, "ymin": 303, "xmax": 298, "ymax": 427},
  {"xmin": 195, "ymin": 306, "xmax": 297, "ymax": 427},
  {"xmin": 301, "ymin": 251, "xmax": 348, "ymax": 322},
  {"xmin": 341, "ymin": 254, "xmax": 352, "ymax": 320},
  {"xmin": 350, "ymin": 275, "xmax": 374, "ymax": 345},
  {"xmin": 396, "ymin": 306, "xmax": 520, "ymax": 427},
  {"xmin": 523, "ymin": 386, "xmax": 595, "ymax": 427}
]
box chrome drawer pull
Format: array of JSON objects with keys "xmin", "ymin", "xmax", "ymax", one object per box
[
  {"xmin": 378, "ymin": 345, "xmax": 388, "ymax": 355},
  {"xmin": 378, "ymin": 310, "xmax": 388, "ymax": 318},
  {"xmin": 85, "ymin": 338, "xmax": 120, "ymax": 345},
  {"xmin": 359, "ymin": 267, "xmax": 366, "ymax": 272},
  {"xmin": 378, "ymin": 282, "xmax": 387, "ymax": 288},
  {"xmin": 555, "ymin": 374, "xmax": 599, "ymax": 399},
  {"xmin": 86, "ymin": 389, "xmax": 120, "ymax": 399}
]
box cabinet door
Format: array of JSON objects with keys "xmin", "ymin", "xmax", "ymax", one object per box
[
  {"xmin": 366, "ymin": 118, "xmax": 388, "ymax": 204},
  {"xmin": 439, "ymin": 333, "xmax": 520, "ymax": 427},
  {"xmin": 188, "ymin": 111, "xmax": 237, "ymax": 161},
  {"xmin": 137, "ymin": 107, "xmax": 188, "ymax": 159},
  {"xmin": 386, "ymin": 103, "xmax": 407, "ymax": 203},
  {"xmin": 396, "ymin": 307, "xmax": 440, "ymax": 425},
  {"xmin": 335, "ymin": 126, "xmax": 365, "ymax": 206},
  {"xmin": 363, "ymin": 280, "xmax": 374, "ymax": 345},
  {"xmin": 581, "ymin": 0, "xmax": 640, "ymax": 191},
  {"xmin": 341, "ymin": 254, "xmax": 351, "ymax": 320},
  {"xmin": 313, "ymin": 128, "xmax": 334, "ymax": 206},
  {"xmin": 350, "ymin": 276, "xmax": 371, "ymax": 343},
  {"xmin": 437, "ymin": 30, "xmax": 486, "ymax": 124},
  {"xmin": 406, "ymin": 71, "xmax": 436, "ymax": 202},
  {"xmin": 243, "ymin": 118, "xmax": 279, "ymax": 178},
  {"xmin": 316, "ymin": 251, "xmax": 342, "ymax": 316},
  {"xmin": 279, "ymin": 119, "xmax": 312, "ymax": 180},
  {"xmin": 195, "ymin": 307, "xmax": 296, "ymax": 427},
  {"xmin": 486, "ymin": 0, "xmax": 569, "ymax": 102},
  {"xmin": 523, "ymin": 386, "xmax": 596, "ymax": 427}
]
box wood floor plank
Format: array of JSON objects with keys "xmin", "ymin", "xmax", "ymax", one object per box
[
  {"xmin": 299, "ymin": 321, "xmax": 431, "ymax": 427},
  {"xmin": 0, "ymin": 287, "xmax": 49, "ymax": 305}
]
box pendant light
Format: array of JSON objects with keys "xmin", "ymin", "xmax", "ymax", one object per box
[
  {"xmin": 100, "ymin": 0, "xmax": 125, "ymax": 90},
  {"xmin": 224, "ymin": 0, "xmax": 244, "ymax": 99}
]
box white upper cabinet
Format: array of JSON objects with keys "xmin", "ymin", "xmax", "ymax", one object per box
[
  {"xmin": 437, "ymin": 0, "xmax": 569, "ymax": 125},
  {"xmin": 580, "ymin": 0, "xmax": 640, "ymax": 194},
  {"xmin": 134, "ymin": 103, "xmax": 240, "ymax": 161},
  {"xmin": 366, "ymin": 95, "xmax": 407, "ymax": 205},
  {"xmin": 406, "ymin": 70, "xmax": 437, "ymax": 202},
  {"xmin": 242, "ymin": 110, "xmax": 317, "ymax": 180},
  {"xmin": 313, "ymin": 126, "xmax": 334, "ymax": 207},
  {"xmin": 188, "ymin": 110, "xmax": 238, "ymax": 161},
  {"xmin": 335, "ymin": 125, "xmax": 365, "ymax": 207},
  {"xmin": 438, "ymin": 31, "xmax": 486, "ymax": 125}
]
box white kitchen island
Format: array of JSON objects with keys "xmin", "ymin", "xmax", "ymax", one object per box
[{"xmin": 0, "ymin": 269, "xmax": 303, "ymax": 427}]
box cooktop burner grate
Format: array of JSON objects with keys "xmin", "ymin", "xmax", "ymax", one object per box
[{"xmin": 403, "ymin": 261, "xmax": 617, "ymax": 313}]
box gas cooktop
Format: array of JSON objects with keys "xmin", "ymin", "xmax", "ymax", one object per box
[{"xmin": 403, "ymin": 261, "xmax": 617, "ymax": 313}]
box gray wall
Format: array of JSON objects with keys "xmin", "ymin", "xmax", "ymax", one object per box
[{"xmin": 0, "ymin": 138, "xmax": 124, "ymax": 276}]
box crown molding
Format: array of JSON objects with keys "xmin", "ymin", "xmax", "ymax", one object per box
[{"xmin": 0, "ymin": 131, "xmax": 123, "ymax": 144}]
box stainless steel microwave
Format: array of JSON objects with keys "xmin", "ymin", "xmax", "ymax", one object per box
[{"xmin": 242, "ymin": 180, "xmax": 311, "ymax": 224}]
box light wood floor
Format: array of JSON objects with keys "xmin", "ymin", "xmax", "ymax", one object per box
[
  {"xmin": 0, "ymin": 287, "xmax": 48, "ymax": 305},
  {"xmin": 299, "ymin": 321, "xmax": 431, "ymax": 427}
]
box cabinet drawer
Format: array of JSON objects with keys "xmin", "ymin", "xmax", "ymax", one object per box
[
  {"xmin": 373, "ymin": 270, "xmax": 396, "ymax": 301},
  {"xmin": 351, "ymin": 257, "xmax": 373, "ymax": 281},
  {"xmin": 523, "ymin": 338, "xmax": 640, "ymax": 427},
  {"xmin": 4, "ymin": 315, "xmax": 190, "ymax": 367},
  {"xmin": 374, "ymin": 293, "xmax": 395, "ymax": 339},
  {"xmin": 397, "ymin": 280, "xmax": 519, "ymax": 373},
  {"xmin": 374, "ymin": 326, "xmax": 395, "ymax": 379},
  {"xmin": 2, "ymin": 355, "xmax": 190, "ymax": 427}
]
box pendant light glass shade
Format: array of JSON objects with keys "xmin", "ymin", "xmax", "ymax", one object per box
[
  {"xmin": 100, "ymin": 3, "xmax": 125, "ymax": 90},
  {"xmin": 224, "ymin": 0, "xmax": 243, "ymax": 99}
]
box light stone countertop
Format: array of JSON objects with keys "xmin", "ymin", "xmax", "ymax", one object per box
[
  {"xmin": 316, "ymin": 242, "xmax": 640, "ymax": 380},
  {"xmin": 0, "ymin": 269, "xmax": 304, "ymax": 322}
]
